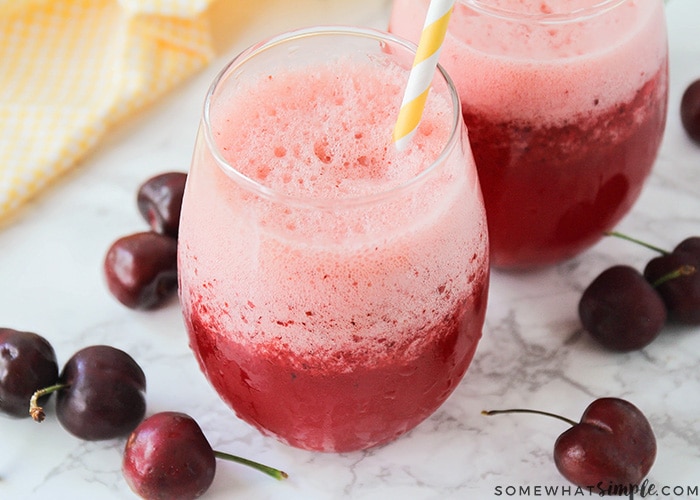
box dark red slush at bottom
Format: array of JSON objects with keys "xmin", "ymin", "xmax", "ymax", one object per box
[
  {"xmin": 467, "ymin": 63, "xmax": 668, "ymax": 270},
  {"xmin": 185, "ymin": 281, "xmax": 489, "ymax": 453}
]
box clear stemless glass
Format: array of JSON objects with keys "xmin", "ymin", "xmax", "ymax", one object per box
[
  {"xmin": 390, "ymin": 0, "xmax": 669, "ymax": 270},
  {"xmin": 178, "ymin": 26, "xmax": 490, "ymax": 453}
]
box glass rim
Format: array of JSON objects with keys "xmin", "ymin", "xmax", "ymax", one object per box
[
  {"xmin": 460, "ymin": 0, "xmax": 630, "ymax": 24},
  {"xmin": 201, "ymin": 25, "xmax": 463, "ymax": 210}
]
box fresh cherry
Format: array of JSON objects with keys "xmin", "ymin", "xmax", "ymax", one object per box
[
  {"xmin": 123, "ymin": 412, "xmax": 287, "ymax": 500},
  {"xmin": 123, "ymin": 412, "xmax": 214, "ymax": 500},
  {"xmin": 644, "ymin": 252, "xmax": 700, "ymax": 325},
  {"xmin": 605, "ymin": 231, "xmax": 700, "ymax": 325},
  {"xmin": 0, "ymin": 328, "xmax": 59, "ymax": 418},
  {"xmin": 681, "ymin": 79, "xmax": 700, "ymax": 145},
  {"xmin": 137, "ymin": 172, "xmax": 188, "ymax": 238},
  {"xmin": 578, "ymin": 265, "xmax": 667, "ymax": 351},
  {"xmin": 31, "ymin": 345, "xmax": 146, "ymax": 440},
  {"xmin": 483, "ymin": 397, "xmax": 656, "ymax": 489},
  {"xmin": 104, "ymin": 231, "xmax": 178, "ymax": 310}
]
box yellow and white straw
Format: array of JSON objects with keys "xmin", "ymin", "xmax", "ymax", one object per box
[{"xmin": 393, "ymin": 0, "xmax": 455, "ymax": 151}]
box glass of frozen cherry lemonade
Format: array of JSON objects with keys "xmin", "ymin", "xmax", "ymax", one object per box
[
  {"xmin": 390, "ymin": 0, "xmax": 669, "ymax": 269},
  {"xmin": 178, "ymin": 26, "xmax": 490, "ymax": 453}
]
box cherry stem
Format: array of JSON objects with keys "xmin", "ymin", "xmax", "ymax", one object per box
[
  {"xmin": 604, "ymin": 231, "xmax": 669, "ymax": 255},
  {"xmin": 29, "ymin": 383, "xmax": 68, "ymax": 422},
  {"xmin": 482, "ymin": 408, "xmax": 578, "ymax": 427},
  {"xmin": 213, "ymin": 450, "xmax": 288, "ymax": 480},
  {"xmin": 652, "ymin": 264, "xmax": 697, "ymax": 287}
]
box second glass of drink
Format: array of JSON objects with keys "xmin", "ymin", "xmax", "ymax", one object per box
[{"xmin": 390, "ymin": 0, "xmax": 669, "ymax": 269}]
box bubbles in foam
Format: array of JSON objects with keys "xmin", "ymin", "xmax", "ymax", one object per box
[
  {"xmin": 431, "ymin": 0, "xmax": 666, "ymax": 123},
  {"xmin": 210, "ymin": 55, "xmax": 452, "ymax": 200}
]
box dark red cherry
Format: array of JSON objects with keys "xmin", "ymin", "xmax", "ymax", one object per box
[
  {"xmin": 137, "ymin": 172, "xmax": 188, "ymax": 238},
  {"xmin": 681, "ymin": 79, "xmax": 700, "ymax": 145},
  {"xmin": 0, "ymin": 328, "xmax": 59, "ymax": 418},
  {"xmin": 123, "ymin": 412, "xmax": 288, "ymax": 500},
  {"xmin": 104, "ymin": 231, "xmax": 178, "ymax": 310},
  {"xmin": 644, "ymin": 251, "xmax": 700, "ymax": 325},
  {"xmin": 578, "ymin": 265, "xmax": 666, "ymax": 351},
  {"xmin": 484, "ymin": 397, "xmax": 656, "ymax": 490},
  {"xmin": 554, "ymin": 398, "xmax": 656, "ymax": 488},
  {"xmin": 122, "ymin": 412, "xmax": 216, "ymax": 500},
  {"xmin": 44, "ymin": 345, "xmax": 147, "ymax": 440}
]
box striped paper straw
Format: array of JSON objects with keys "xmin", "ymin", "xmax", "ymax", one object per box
[{"xmin": 393, "ymin": 0, "xmax": 455, "ymax": 151}]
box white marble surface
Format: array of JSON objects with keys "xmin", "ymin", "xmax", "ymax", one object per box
[{"xmin": 2, "ymin": 1, "xmax": 699, "ymax": 498}]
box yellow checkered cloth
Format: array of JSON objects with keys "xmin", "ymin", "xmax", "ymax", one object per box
[{"xmin": 0, "ymin": 0, "xmax": 216, "ymax": 223}]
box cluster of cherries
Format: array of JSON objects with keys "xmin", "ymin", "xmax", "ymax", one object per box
[
  {"xmin": 0, "ymin": 328, "xmax": 146, "ymax": 438},
  {"xmin": 0, "ymin": 327, "xmax": 286, "ymax": 499},
  {"xmin": 578, "ymin": 232, "xmax": 699, "ymax": 352},
  {"xmin": 103, "ymin": 172, "xmax": 186, "ymax": 310}
]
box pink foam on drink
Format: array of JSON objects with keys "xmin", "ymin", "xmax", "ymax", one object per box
[
  {"xmin": 210, "ymin": 56, "xmax": 453, "ymax": 199},
  {"xmin": 392, "ymin": 0, "xmax": 666, "ymax": 123}
]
